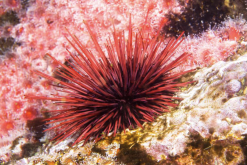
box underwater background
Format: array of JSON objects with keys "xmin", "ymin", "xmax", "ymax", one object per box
[{"xmin": 1, "ymin": 0, "xmax": 247, "ymax": 164}]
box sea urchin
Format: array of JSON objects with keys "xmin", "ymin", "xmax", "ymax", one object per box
[{"xmin": 32, "ymin": 18, "xmax": 192, "ymax": 145}]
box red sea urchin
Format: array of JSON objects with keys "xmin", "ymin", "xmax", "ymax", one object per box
[{"xmin": 32, "ymin": 18, "xmax": 192, "ymax": 145}]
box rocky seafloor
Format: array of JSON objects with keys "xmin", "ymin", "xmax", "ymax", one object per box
[{"xmin": 5, "ymin": 52, "xmax": 247, "ymax": 164}]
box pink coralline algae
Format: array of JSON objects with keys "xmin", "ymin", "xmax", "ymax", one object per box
[{"xmin": 0, "ymin": 0, "xmax": 245, "ymax": 162}]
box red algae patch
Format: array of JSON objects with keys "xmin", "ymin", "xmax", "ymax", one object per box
[
  {"xmin": 0, "ymin": 120, "xmax": 15, "ymax": 133},
  {"xmin": 22, "ymin": 107, "xmax": 38, "ymax": 121},
  {"xmin": 12, "ymin": 101, "xmax": 23, "ymax": 112},
  {"xmin": 226, "ymin": 27, "xmax": 241, "ymax": 41},
  {"xmin": 5, "ymin": 0, "xmax": 20, "ymax": 8},
  {"xmin": 22, "ymin": 80, "xmax": 33, "ymax": 89},
  {"xmin": 2, "ymin": 0, "xmax": 21, "ymax": 12}
]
